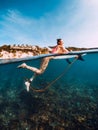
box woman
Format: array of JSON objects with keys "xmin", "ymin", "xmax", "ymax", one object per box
[{"xmin": 17, "ymin": 39, "xmax": 69, "ymax": 74}]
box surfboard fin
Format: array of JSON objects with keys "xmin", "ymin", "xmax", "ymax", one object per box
[
  {"xmin": 66, "ymin": 59, "xmax": 72, "ymax": 64},
  {"xmin": 77, "ymin": 54, "xmax": 85, "ymax": 61},
  {"xmin": 66, "ymin": 54, "xmax": 85, "ymax": 64}
]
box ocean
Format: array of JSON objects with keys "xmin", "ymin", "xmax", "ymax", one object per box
[{"xmin": 0, "ymin": 53, "xmax": 98, "ymax": 130}]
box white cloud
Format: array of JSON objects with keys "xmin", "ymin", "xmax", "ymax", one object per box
[
  {"xmin": 0, "ymin": 10, "xmax": 40, "ymax": 45},
  {"xmin": 0, "ymin": 0, "xmax": 98, "ymax": 48},
  {"xmin": 82, "ymin": 0, "xmax": 98, "ymax": 7},
  {"xmin": 0, "ymin": 10, "xmax": 59, "ymax": 46},
  {"xmin": 56, "ymin": 0, "xmax": 98, "ymax": 47}
]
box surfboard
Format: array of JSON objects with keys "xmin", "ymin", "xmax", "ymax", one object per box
[{"xmin": 0, "ymin": 49, "xmax": 98, "ymax": 65}]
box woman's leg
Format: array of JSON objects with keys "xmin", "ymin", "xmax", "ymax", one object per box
[
  {"xmin": 17, "ymin": 57, "xmax": 50, "ymax": 74},
  {"xmin": 18, "ymin": 63, "xmax": 42, "ymax": 74},
  {"xmin": 39, "ymin": 57, "xmax": 50, "ymax": 73}
]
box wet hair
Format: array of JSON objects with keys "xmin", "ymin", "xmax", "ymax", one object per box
[
  {"xmin": 57, "ymin": 38, "xmax": 62, "ymax": 43},
  {"xmin": 57, "ymin": 38, "xmax": 63, "ymax": 45}
]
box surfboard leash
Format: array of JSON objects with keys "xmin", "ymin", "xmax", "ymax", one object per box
[{"xmin": 29, "ymin": 58, "xmax": 77, "ymax": 93}]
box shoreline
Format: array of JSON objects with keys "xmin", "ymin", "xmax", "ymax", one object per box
[
  {"xmin": 0, "ymin": 45, "xmax": 49, "ymax": 59},
  {"xmin": 0, "ymin": 50, "xmax": 34, "ymax": 59},
  {"xmin": 0, "ymin": 44, "xmax": 97, "ymax": 59}
]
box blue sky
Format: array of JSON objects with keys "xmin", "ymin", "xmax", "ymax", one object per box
[{"xmin": 0, "ymin": 0, "xmax": 98, "ymax": 47}]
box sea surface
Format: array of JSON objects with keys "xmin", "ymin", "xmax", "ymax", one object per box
[{"xmin": 0, "ymin": 53, "xmax": 98, "ymax": 130}]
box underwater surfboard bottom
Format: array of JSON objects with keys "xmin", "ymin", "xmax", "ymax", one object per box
[
  {"xmin": 0, "ymin": 54, "xmax": 85, "ymax": 65},
  {"xmin": 53, "ymin": 55, "xmax": 78, "ymax": 59}
]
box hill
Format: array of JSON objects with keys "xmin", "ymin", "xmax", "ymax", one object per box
[{"xmin": 0, "ymin": 44, "xmax": 96, "ymax": 59}]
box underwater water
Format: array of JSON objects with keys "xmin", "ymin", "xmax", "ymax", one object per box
[{"xmin": 0, "ymin": 53, "xmax": 98, "ymax": 130}]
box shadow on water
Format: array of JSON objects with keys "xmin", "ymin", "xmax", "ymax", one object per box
[{"xmin": 0, "ymin": 53, "xmax": 98, "ymax": 129}]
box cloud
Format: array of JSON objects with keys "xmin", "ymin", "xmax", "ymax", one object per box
[
  {"xmin": 0, "ymin": 10, "xmax": 43, "ymax": 45},
  {"xmin": 0, "ymin": 0, "xmax": 98, "ymax": 48},
  {"xmin": 56, "ymin": 0, "xmax": 98, "ymax": 47},
  {"xmin": 82, "ymin": 0, "xmax": 98, "ymax": 8},
  {"xmin": 0, "ymin": 9, "xmax": 59, "ymax": 46}
]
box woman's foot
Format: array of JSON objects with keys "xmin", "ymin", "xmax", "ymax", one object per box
[
  {"xmin": 25, "ymin": 80, "xmax": 30, "ymax": 92},
  {"xmin": 17, "ymin": 63, "xmax": 27, "ymax": 68}
]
